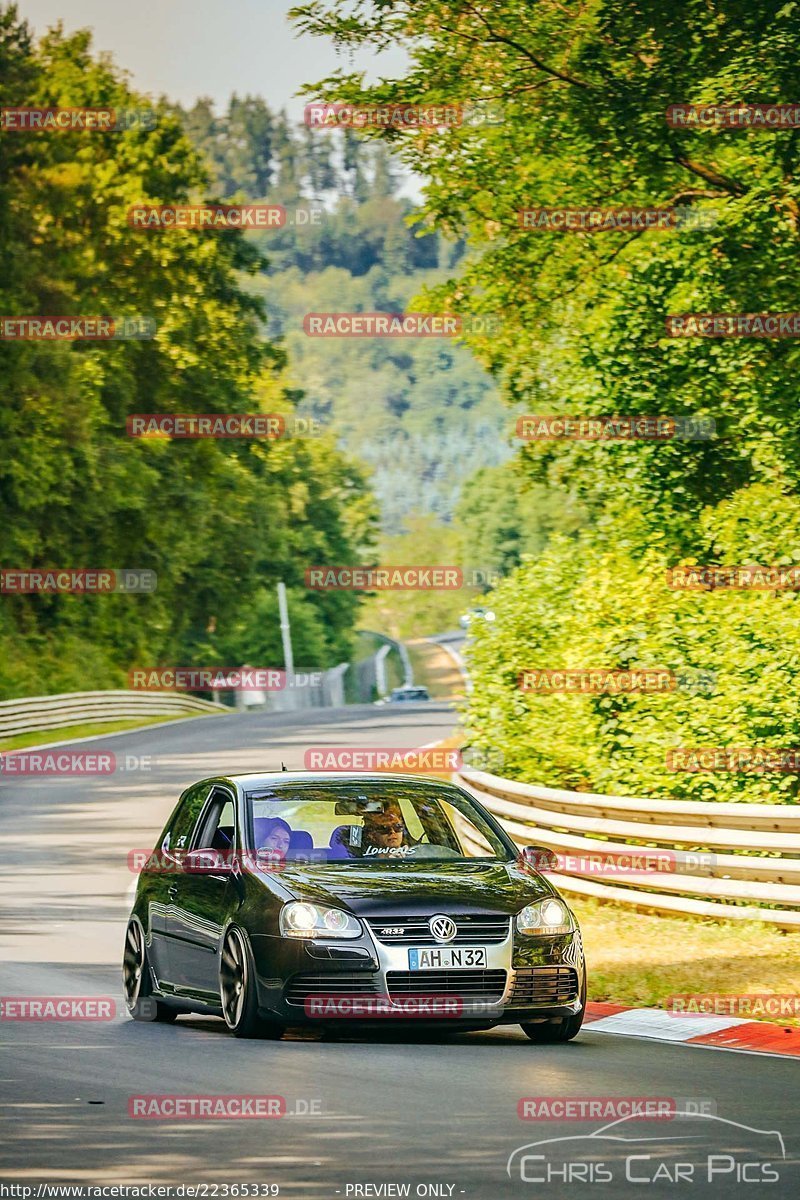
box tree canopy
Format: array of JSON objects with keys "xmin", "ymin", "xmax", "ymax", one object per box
[
  {"xmin": 0, "ymin": 5, "xmax": 375, "ymax": 697},
  {"xmin": 292, "ymin": 0, "xmax": 800, "ymax": 799}
]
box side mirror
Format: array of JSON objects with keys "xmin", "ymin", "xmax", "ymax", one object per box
[
  {"xmin": 519, "ymin": 845, "xmax": 560, "ymax": 873},
  {"xmin": 182, "ymin": 848, "xmax": 233, "ymax": 875}
]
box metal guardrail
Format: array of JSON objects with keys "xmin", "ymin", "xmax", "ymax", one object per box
[
  {"xmin": 359, "ymin": 630, "xmax": 413, "ymax": 692},
  {"xmin": 456, "ymin": 764, "xmax": 800, "ymax": 929},
  {"xmin": 0, "ymin": 690, "xmax": 226, "ymax": 739}
]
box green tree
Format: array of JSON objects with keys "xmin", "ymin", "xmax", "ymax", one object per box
[
  {"xmin": 463, "ymin": 484, "xmax": 800, "ymax": 803},
  {"xmin": 291, "ymin": 0, "xmax": 800, "ymax": 527},
  {"xmin": 293, "ymin": 0, "xmax": 800, "ymax": 797},
  {"xmin": 0, "ymin": 5, "xmax": 375, "ymax": 697},
  {"xmin": 455, "ymin": 463, "xmax": 588, "ymax": 574}
]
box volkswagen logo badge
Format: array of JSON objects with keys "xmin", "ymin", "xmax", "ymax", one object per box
[{"xmin": 429, "ymin": 914, "xmax": 457, "ymax": 943}]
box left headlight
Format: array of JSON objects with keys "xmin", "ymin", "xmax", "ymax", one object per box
[
  {"xmin": 280, "ymin": 901, "xmax": 361, "ymax": 940},
  {"xmin": 516, "ymin": 898, "xmax": 572, "ymax": 936}
]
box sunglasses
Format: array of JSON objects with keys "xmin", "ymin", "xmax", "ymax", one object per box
[{"xmin": 370, "ymin": 822, "xmax": 404, "ymax": 834}]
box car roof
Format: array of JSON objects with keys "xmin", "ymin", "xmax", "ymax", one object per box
[{"xmin": 208, "ymin": 771, "xmax": 461, "ymax": 790}]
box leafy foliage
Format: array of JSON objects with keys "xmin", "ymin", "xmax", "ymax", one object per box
[
  {"xmin": 294, "ymin": 0, "xmax": 800, "ymax": 797},
  {"xmin": 0, "ymin": 7, "xmax": 376, "ymax": 697},
  {"xmin": 464, "ymin": 485, "xmax": 800, "ymax": 802}
]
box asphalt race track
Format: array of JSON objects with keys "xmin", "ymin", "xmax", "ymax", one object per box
[{"xmin": 1, "ymin": 703, "xmax": 798, "ymax": 1198}]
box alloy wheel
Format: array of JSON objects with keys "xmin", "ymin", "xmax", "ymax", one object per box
[
  {"xmin": 123, "ymin": 920, "xmax": 146, "ymax": 1010},
  {"xmin": 220, "ymin": 928, "xmax": 248, "ymax": 1029}
]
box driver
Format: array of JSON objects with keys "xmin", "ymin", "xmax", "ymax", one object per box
[
  {"xmin": 360, "ymin": 802, "xmax": 413, "ymax": 856},
  {"xmin": 256, "ymin": 816, "xmax": 291, "ymax": 868}
]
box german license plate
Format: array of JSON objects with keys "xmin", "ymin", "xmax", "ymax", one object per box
[{"xmin": 408, "ymin": 946, "xmax": 488, "ymax": 970}]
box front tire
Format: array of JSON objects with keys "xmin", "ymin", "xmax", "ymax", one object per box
[
  {"xmin": 123, "ymin": 919, "xmax": 178, "ymax": 1023},
  {"xmin": 220, "ymin": 926, "xmax": 284, "ymax": 1040},
  {"xmin": 521, "ymin": 972, "xmax": 586, "ymax": 1044}
]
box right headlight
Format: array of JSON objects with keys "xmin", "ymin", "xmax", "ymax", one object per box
[
  {"xmin": 516, "ymin": 898, "xmax": 573, "ymax": 936},
  {"xmin": 280, "ymin": 901, "xmax": 361, "ymax": 940}
]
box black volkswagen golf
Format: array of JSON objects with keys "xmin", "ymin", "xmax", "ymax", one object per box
[{"xmin": 123, "ymin": 772, "xmax": 586, "ymax": 1041}]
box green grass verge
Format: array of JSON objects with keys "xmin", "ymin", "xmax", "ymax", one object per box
[
  {"xmin": 0, "ymin": 712, "xmax": 212, "ymax": 752},
  {"xmin": 575, "ymin": 896, "xmax": 800, "ymax": 1025}
]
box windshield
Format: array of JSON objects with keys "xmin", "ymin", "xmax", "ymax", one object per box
[{"xmin": 244, "ymin": 781, "xmax": 513, "ymax": 866}]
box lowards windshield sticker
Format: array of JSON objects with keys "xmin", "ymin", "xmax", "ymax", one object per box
[{"xmin": 363, "ymin": 844, "xmax": 414, "ymax": 856}]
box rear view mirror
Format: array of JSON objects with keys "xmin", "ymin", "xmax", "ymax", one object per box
[
  {"xmin": 334, "ymin": 796, "xmax": 380, "ymax": 815},
  {"xmin": 519, "ymin": 845, "xmax": 560, "ymax": 873},
  {"xmin": 182, "ymin": 848, "xmax": 233, "ymax": 875}
]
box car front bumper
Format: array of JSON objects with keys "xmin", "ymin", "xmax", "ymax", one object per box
[{"xmin": 250, "ymin": 921, "xmax": 585, "ymax": 1027}]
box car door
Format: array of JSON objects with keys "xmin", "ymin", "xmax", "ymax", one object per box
[
  {"xmin": 166, "ymin": 785, "xmax": 239, "ymax": 998},
  {"xmin": 143, "ymin": 781, "xmax": 212, "ymax": 988}
]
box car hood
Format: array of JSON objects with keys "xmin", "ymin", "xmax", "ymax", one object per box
[{"xmin": 275, "ymin": 859, "xmax": 555, "ymax": 917}]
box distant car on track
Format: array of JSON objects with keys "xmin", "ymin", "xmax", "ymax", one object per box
[
  {"xmin": 388, "ymin": 685, "xmax": 431, "ymax": 702},
  {"xmin": 124, "ymin": 772, "xmax": 586, "ymax": 1040},
  {"xmin": 459, "ymin": 605, "xmax": 496, "ymax": 629}
]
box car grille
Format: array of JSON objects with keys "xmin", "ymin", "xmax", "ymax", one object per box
[
  {"xmin": 368, "ymin": 915, "xmax": 510, "ymax": 945},
  {"xmin": 284, "ymin": 972, "xmax": 379, "ymax": 1007},
  {"xmin": 510, "ymin": 967, "xmax": 579, "ymax": 1006},
  {"xmin": 386, "ymin": 969, "xmax": 507, "ymax": 1003}
]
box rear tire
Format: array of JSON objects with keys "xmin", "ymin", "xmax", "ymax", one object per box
[
  {"xmin": 123, "ymin": 919, "xmax": 178, "ymax": 1023},
  {"xmin": 220, "ymin": 926, "xmax": 284, "ymax": 1040},
  {"xmin": 521, "ymin": 972, "xmax": 586, "ymax": 1044}
]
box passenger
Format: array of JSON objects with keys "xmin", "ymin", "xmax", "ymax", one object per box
[
  {"xmin": 257, "ymin": 817, "xmax": 291, "ymax": 868},
  {"xmin": 360, "ymin": 802, "xmax": 412, "ymax": 856}
]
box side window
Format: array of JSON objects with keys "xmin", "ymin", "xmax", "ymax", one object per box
[
  {"xmin": 162, "ymin": 783, "xmax": 211, "ymax": 853},
  {"xmin": 192, "ymin": 790, "xmax": 237, "ymax": 852}
]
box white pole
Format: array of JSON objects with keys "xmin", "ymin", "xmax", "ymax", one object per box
[
  {"xmin": 375, "ymin": 643, "xmax": 391, "ymax": 697},
  {"xmin": 277, "ymin": 581, "xmax": 295, "ymax": 683}
]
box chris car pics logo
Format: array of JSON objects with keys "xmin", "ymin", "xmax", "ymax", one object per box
[{"xmin": 507, "ymin": 1112, "xmax": 784, "ymax": 1185}]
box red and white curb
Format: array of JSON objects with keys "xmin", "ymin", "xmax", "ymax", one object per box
[{"xmin": 584, "ymin": 1002, "xmax": 800, "ymax": 1058}]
